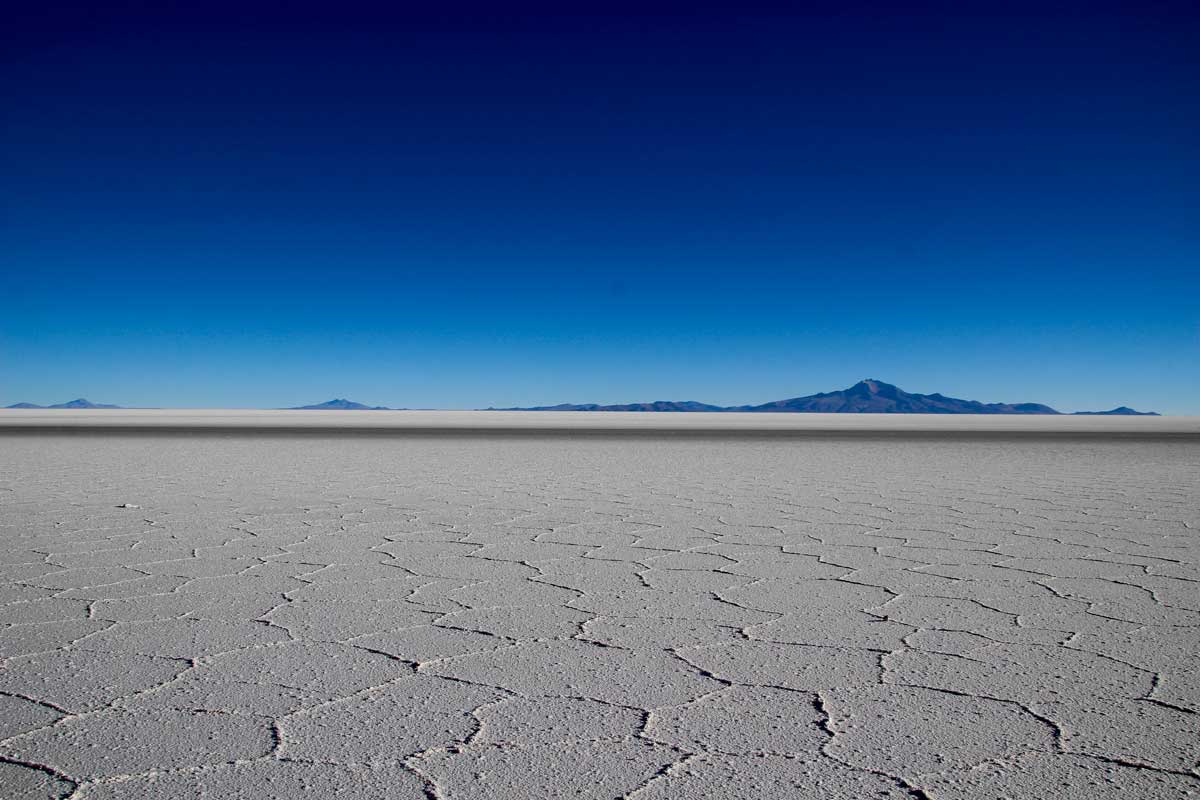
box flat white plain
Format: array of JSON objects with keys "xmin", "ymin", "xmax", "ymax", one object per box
[{"xmin": 0, "ymin": 418, "xmax": 1196, "ymax": 798}]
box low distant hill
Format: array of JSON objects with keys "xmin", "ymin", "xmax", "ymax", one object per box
[
  {"xmin": 288, "ymin": 398, "xmax": 392, "ymax": 410},
  {"xmin": 1073, "ymin": 407, "xmax": 1160, "ymax": 416},
  {"xmin": 494, "ymin": 400, "xmax": 724, "ymax": 412},
  {"xmin": 499, "ymin": 380, "xmax": 1158, "ymax": 415},
  {"xmin": 5, "ymin": 398, "xmax": 122, "ymax": 409}
]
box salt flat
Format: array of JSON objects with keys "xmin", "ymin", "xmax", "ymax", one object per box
[
  {"xmin": 0, "ymin": 416, "xmax": 1197, "ymax": 798},
  {"xmin": 2, "ymin": 408, "xmax": 1198, "ymax": 435}
]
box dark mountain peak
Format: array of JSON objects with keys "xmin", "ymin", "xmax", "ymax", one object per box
[
  {"xmin": 6, "ymin": 402, "xmax": 43, "ymax": 408},
  {"xmin": 848, "ymin": 379, "xmax": 900, "ymax": 398},
  {"xmin": 289, "ymin": 399, "xmax": 391, "ymax": 410}
]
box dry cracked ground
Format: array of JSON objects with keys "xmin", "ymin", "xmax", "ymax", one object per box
[{"xmin": 0, "ymin": 433, "xmax": 1197, "ymax": 799}]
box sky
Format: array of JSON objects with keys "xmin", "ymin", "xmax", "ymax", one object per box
[{"xmin": 3, "ymin": 1, "xmax": 1198, "ymax": 413}]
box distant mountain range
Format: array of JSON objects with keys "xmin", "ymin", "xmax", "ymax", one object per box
[
  {"xmin": 288, "ymin": 398, "xmax": 393, "ymax": 410},
  {"xmin": 5, "ymin": 398, "xmax": 122, "ymax": 409},
  {"xmin": 3, "ymin": 383, "xmax": 1160, "ymax": 414},
  {"xmin": 496, "ymin": 380, "xmax": 1159, "ymax": 415},
  {"xmin": 511, "ymin": 400, "xmax": 726, "ymax": 412}
]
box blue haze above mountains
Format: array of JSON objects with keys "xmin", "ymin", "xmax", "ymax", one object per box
[{"xmin": 6, "ymin": 382, "xmax": 1160, "ymax": 415}]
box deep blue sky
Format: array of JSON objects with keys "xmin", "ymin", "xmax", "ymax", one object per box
[{"xmin": 3, "ymin": 2, "xmax": 1198, "ymax": 412}]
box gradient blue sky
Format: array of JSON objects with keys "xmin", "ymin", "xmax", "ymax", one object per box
[{"xmin": 3, "ymin": 2, "xmax": 1198, "ymax": 413}]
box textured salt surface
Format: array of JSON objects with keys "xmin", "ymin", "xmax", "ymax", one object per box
[
  {"xmin": 0, "ymin": 432, "xmax": 1197, "ymax": 799},
  {"xmin": 2, "ymin": 408, "xmax": 1198, "ymax": 436}
]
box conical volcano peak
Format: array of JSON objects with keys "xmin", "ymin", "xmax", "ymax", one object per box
[
  {"xmin": 287, "ymin": 399, "xmax": 393, "ymax": 410},
  {"xmin": 848, "ymin": 379, "xmax": 899, "ymax": 397}
]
